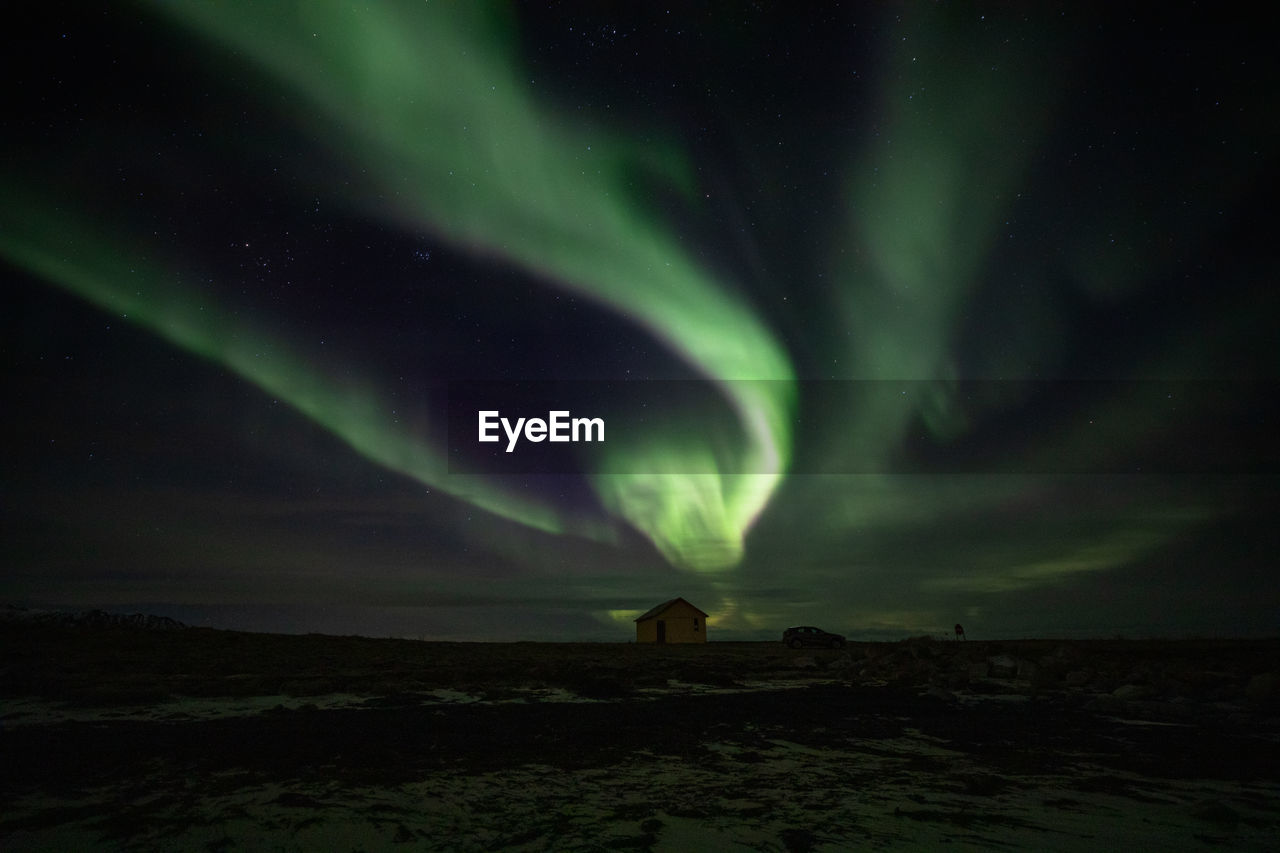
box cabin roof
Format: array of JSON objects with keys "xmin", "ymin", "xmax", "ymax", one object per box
[{"xmin": 634, "ymin": 597, "xmax": 708, "ymax": 622}]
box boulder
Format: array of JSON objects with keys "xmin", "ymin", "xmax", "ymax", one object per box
[
  {"xmin": 1084, "ymin": 694, "xmax": 1126, "ymax": 714},
  {"xmin": 1245, "ymin": 672, "xmax": 1278, "ymax": 703},
  {"xmin": 1064, "ymin": 670, "xmax": 1091, "ymax": 687},
  {"xmin": 828, "ymin": 656, "xmax": 857, "ymax": 674},
  {"xmin": 1112, "ymin": 684, "xmax": 1152, "ymax": 701},
  {"xmin": 1052, "ymin": 643, "xmax": 1080, "ymax": 663},
  {"xmin": 1190, "ymin": 800, "xmax": 1240, "ymax": 826},
  {"xmin": 1029, "ymin": 666, "xmax": 1059, "ymax": 690},
  {"xmin": 987, "ymin": 655, "xmax": 1018, "ymax": 678},
  {"xmin": 924, "ymin": 685, "xmax": 955, "ymax": 702}
]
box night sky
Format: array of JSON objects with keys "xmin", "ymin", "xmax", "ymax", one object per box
[{"xmin": 4, "ymin": 2, "xmax": 1277, "ymax": 640}]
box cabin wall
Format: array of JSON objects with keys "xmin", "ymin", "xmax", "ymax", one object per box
[
  {"xmin": 635, "ymin": 600, "xmax": 707, "ymax": 643},
  {"xmin": 658, "ymin": 615, "xmax": 705, "ymax": 643}
]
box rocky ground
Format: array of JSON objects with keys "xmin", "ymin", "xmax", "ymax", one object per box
[{"xmin": 2, "ymin": 625, "xmax": 1278, "ymax": 850}]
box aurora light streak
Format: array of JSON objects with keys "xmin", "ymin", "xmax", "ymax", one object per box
[
  {"xmin": 0, "ymin": 191, "xmax": 609, "ymax": 543},
  {"xmin": 143, "ymin": 0, "xmax": 797, "ymax": 571},
  {"xmin": 4, "ymin": 0, "xmax": 797, "ymax": 572}
]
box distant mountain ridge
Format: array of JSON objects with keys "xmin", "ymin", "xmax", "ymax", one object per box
[{"xmin": 0, "ymin": 604, "xmax": 186, "ymax": 631}]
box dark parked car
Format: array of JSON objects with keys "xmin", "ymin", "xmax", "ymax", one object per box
[{"xmin": 783, "ymin": 626, "xmax": 846, "ymax": 649}]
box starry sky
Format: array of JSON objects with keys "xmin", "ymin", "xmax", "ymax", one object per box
[{"xmin": 3, "ymin": 2, "xmax": 1277, "ymax": 640}]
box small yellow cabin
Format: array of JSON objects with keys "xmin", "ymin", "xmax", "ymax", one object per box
[{"xmin": 634, "ymin": 597, "xmax": 708, "ymax": 644}]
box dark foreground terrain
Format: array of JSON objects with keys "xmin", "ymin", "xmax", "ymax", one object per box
[{"xmin": 3, "ymin": 626, "xmax": 1279, "ymax": 851}]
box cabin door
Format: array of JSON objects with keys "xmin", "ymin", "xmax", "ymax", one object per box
[{"xmin": 656, "ymin": 620, "xmax": 666, "ymax": 644}]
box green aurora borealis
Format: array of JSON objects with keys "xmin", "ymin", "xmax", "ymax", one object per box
[
  {"xmin": 3, "ymin": 2, "xmax": 1276, "ymax": 638},
  {"xmin": 6, "ymin": 0, "xmax": 795, "ymax": 574}
]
